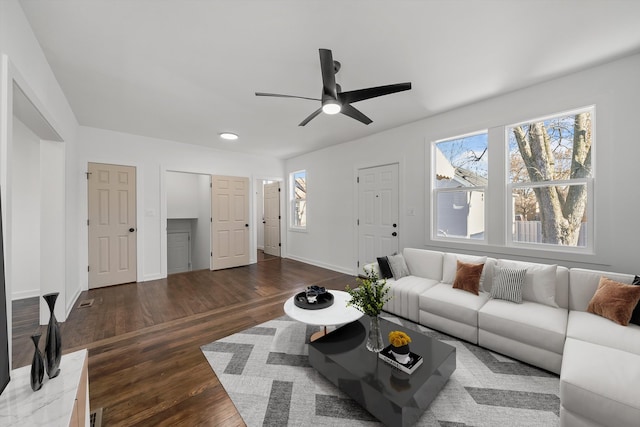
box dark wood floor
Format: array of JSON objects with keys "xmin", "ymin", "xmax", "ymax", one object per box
[{"xmin": 12, "ymin": 256, "xmax": 355, "ymax": 426}]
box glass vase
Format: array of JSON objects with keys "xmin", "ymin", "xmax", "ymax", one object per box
[
  {"xmin": 366, "ymin": 315, "xmax": 384, "ymax": 352},
  {"xmin": 30, "ymin": 333, "xmax": 44, "ymax": 391},
  {"xmin": 43, "ymin": 292, "xmax": 61, "ymax": 379}
]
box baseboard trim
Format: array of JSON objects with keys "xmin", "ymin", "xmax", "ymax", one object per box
[
  {"xmin": 66, "ymin": 286, "xmax": 82, "ymax": 319},
  {"xmin": 11, "ymin": 289, "xmax": 39, "ymax": 300},
  {"xmin": 284, "ymin": 254, "xmax": 354, "ymax": 276},
  {"xmin": 143, "ymin": 273, "xmax": 163, "ymax": 282}
]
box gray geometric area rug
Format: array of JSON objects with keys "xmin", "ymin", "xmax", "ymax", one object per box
[{"xmin": 201, "ymin": 314, "xmax": 560, "ymax": 426}]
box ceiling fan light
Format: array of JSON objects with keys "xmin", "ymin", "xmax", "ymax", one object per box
[
  {"xmin": 219, "ymin": 132, "xmax": 239, "ymax": 141},
  {"xmin": 322, "ymin": 100, "xmax": 341, "ymax": 115}
]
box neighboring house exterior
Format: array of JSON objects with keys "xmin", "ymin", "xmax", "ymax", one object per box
[{"xmin": 435, "ymin": 147, "xmax": 486, "ymax": 239}]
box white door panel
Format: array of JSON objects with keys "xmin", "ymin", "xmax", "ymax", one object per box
[
  {"xmin": 263, "ymin": 182, "xmax": 281, "ymax": 256},
  {"xmin": 211, "ymin": 176, "xmax": 250, "ymax": 270},
  {"xmin": 88, "ymin": 162, "xmax": 137, "ymax": 288},
  {"xmin": 358, "ymin": 164, "xmax": 399, "ymax": 270}
]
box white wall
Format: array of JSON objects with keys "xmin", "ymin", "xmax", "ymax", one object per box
[
  {"xmin": 1, "ymin": 0, "xmax": 79, "ymax": 334},
  {"xmin": 194, "ymin": 174, "xmax": 211, "ymax": 270},
  {"xmin": 39, "ymin": 140, "xmax": 66, "ymax": 323},
  {"xmin": 77, "ymin": 125, "xmax": 284, "ymax": 284},
  {"xmin": 10, "ymin": 117, "xmax": 40, "ymax": 299},
  {"xmin": 256, "ymin": 180, "xmax": 264, "ymax": 250},
  {"xmin": 285, "ymin": 53, "xmax": 640, "ymax": 276},
  {"xmin": 167, "ymin": 171, "xmax": 200, "ymax": 219}
]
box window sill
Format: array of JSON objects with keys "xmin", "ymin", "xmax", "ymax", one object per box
[
  {"xmin": 288, "ymin": 227, "xmax": 307, "ymax": 233},
  {"xmin": 425, "ymin": 238, "xmax": 604, "ymax": 268}
]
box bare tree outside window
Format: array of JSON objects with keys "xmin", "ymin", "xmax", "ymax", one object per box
[
  {"xmin": 291, "ymin": 170, "xmax": 306, "ymax": 228},
  {"xmin": 508, "ymin": 109, "xmax": 593, "ymax": 246}
]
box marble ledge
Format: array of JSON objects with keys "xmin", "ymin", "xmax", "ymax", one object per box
[{"xmin": 0, "ymin": 349, "xmax": 87, "ymax": 427}]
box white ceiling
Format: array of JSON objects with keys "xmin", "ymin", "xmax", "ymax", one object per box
[{"xmin": 19, "ymin": 0, "xmax": 640, "ymax": 159}]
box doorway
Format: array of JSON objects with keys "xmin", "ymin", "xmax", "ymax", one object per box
[
  {"xmin": 357, "ymin": 163, "xmax": 400, "ymax": 270},
  {"xmin": 8, "ymin": 79, "xmax": 66, "ymax": 324},
  {"xmin": 165, "ymin": 171, "xmax": 211, "ymax": 274},
  {"xmin": 256, "ymin": 179, "xmax": 281, "ymax": 262}
]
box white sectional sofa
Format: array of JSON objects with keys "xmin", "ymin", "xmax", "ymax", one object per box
[
  {"xmin": 367, "ymin": 248, "xmax": 640, "ymax": 427},
  {"xmin": 560, "ymin": 268, "xmax": 640, "ymax": 427}
]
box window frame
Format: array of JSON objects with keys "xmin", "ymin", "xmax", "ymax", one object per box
[
  {"xmin": 289, "ymin": 169, "xmax": 307, "ymax": 231},
  {"xmin": 505, "ymin": 106, "xmax": 595, "ymax": 253},
  {"xmin": 431, "ymin": 130, "xmax": 488, "ymax": 244}
]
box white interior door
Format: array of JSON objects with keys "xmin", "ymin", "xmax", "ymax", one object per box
[
  {"xmin": 167, "ymin": 232, "xmax": 190, "ymax": 274},
  {"xmin": 211, "ymin": 175, "xmax": 250, "ymax": 270},
  {"xmin": 88, "ymin": 162, "xmax": 137, "ymax": 288},
  {"xmin": 358, "ymin": 163, "xmax": 399, "ymax": 271},
  {"xmin": 263, "ymin": 181, "xmax": 281, "ymax": 257}
]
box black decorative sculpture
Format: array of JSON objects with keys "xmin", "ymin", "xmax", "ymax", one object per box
[
  {"xmin": 43, "ymin": 292, "xmax": 61, "ymax": 378},
  {"xmin": 30, "ymin": 333, "xmax": 44, "ymax": 391}
]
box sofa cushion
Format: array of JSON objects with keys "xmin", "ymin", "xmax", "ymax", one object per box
[
  {"xmin": 497, "ymin": 259, "xmax": 558, "ymax": 308},
  {"xmin": 419, "ymin": 283, "xmax": 490, "ymax": 327},
  {"xmin": 568, "ymin": 268, "xmax": 635, "ymax": 312},
  {"xmin": 387, "ymin": 253, "xmax": 410, "ymax": 280},
  {"xmin": 490, "ymin": 267, "xmax": 526, "ymax": 303},
  {"xmin": 479, "ymin": 330, "xmax": 563, "ymax": 374},
  {"xmin": 443, "ymin": 253, "xmax": 498, "ymax": 292},
  {"xmin": 587, "ymin": 276, "xmax": 640, "ymax": 326},
  {"xmin": 561, "ymin": 338, "xmax": 640, "ymax": 427},
  {"xmin": 401, "ymin": 248, "xmax": 444, "ymax": 281},
  {"xmin": 452, "ymin": 260, "xmax": 484, "ymax": 295},
  {"xmin": 383, "ymin": 276, "xmax": 439, "ymax": 323},
  {"xmin": 566, "ymin": 310, "xmax": 640, "ymax": 356},
  {"xmin": 443, "ymin": 253, "xmax": 486, "ymax": 283},
  {"xmin": 478, "ymin": 299, "xmax": 568, "ymax": 354}
]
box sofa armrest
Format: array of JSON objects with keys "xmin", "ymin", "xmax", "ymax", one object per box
[{"xmin": 363, "ymin": 262, "xmax": 381, "ymax": 277}]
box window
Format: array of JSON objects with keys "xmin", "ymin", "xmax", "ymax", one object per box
[
  {"xmin": 290, "ymin": 170, "xmax": 307, "ymax": 229},
  {"xmin": 507, "ymin": 107, "xmax": 593, "ymax": 249},
  {"xmin": 432, "ymin": 132, "xmax": 488, "ymax": 241}
]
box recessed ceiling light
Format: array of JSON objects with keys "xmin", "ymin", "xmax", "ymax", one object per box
[{"xmin": 220, "ymin": 132, "xmax": 239, "ymax": 141}]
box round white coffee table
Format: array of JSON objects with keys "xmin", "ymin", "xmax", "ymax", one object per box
[{"xmin": 284, "ymin": 290, "xmax": 363, "ymax": 341}]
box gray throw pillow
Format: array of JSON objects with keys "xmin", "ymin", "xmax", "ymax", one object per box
[
  {"xmin": 387, "ymin": 254, "xmax": 410, "ymax": 280},
  {"xmin": 490, "ymin": 267, "xmax": 527, "ymax": 303}
]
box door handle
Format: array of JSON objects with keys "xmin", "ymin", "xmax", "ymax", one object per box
[
  {"xmin": 392, "ymin": 232, "xmax": 397, "ymax": 237},
  {"xmin": 129, "ymin": 228, "xmax": 135, "ymax": 232},
  {"xmin": 245, "ymin": 224, "xmax": 249, "ymax": 227}
]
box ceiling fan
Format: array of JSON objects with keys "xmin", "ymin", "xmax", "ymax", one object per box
[{"xmin": 256, "ymin": 48, "xmax": 412, "ymax": 126}]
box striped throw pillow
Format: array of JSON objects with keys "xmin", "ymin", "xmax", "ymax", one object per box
[{"xmin": 490, "ymin": 267, "xmax": 527, "ymax": 303}]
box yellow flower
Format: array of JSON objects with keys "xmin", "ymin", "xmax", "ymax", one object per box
[{"xmin": 388, "ymin": 330, "xmax": 411, "ymax": 347}]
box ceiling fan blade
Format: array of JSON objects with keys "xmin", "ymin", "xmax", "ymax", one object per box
[
  {"xmin": 340, "ymin": 104, "xmax": 372, "ymax": 125},
  {"xmin": 298, "ymin": 108, "xmax": 323, "ymax": 126},
  {"xmin": 339, "ymin": 82, "xmax": 412, "ymax": 104},
  {"xmin": 319, "ymin": 49, "xmax": 337, "ymax": 99},
  {"xmin": 255, "ymin": 92, "xmax": 321, "ymax": 102}
]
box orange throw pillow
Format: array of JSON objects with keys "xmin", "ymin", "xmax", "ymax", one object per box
[
  {"xmin": 452, "ymin": 260, "xmax": 484, "ymax": 295},
  {"xmin": 587, "ymin": 277, "xmax": 640, "ymax": 326}
]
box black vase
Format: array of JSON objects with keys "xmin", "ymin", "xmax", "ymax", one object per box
[
  {"xmin": 43, "ymin": 292, "xmax": 61, "ymax": 379},
  {"xmin": 30, "ymin": 333, "xmax": 44, "ymax": 391}
]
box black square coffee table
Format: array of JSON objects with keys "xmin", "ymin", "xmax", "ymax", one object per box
[{"xmin": 309, "ymin": 317, "xmax": 456, "ymax": 427}]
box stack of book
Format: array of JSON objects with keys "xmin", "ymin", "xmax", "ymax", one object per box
[{"xmin": 379, "ymin": 345, "xmax": 423, "ymax": 374}]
